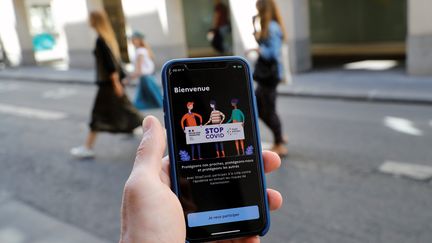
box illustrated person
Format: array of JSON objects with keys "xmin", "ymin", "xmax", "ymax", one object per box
[
  {"xmin": 227, "ymin": 98, "xmax": 246, "ymax": 155},
  {"xmin": 247, "ymin": 0, "xmax": 288, "ymax": 156},
  {"xmin": 70, "ymin": 10, "xmax": 143, "ymax": 159},
  {"xmin": 204, "ymin": 100, "xmax": 226, "ymax": 158},
  {"xmin": 180, "ymin": 102, "xmax": 203, "ymax": 160},
  {"xmin": 119, "ymin": 116, "xmax": 283, "ymax": 243},
  {"xmin": 123, "ymin": 31, "xmax": 162, "ymax": 110}
]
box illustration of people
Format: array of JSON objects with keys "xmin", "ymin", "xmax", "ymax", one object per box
[
  {"xmin": 204, "ymin": 100, "xmax": 226, "ymax": 158},
  {"xmin": 226, "ymin": 98, "xmax": 246, "ymax": 155},
  {"xmin": 180, "ymin": 102, "xmax": 203, "ymax": 160}
]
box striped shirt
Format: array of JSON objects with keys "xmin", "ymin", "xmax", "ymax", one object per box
[{"xmin": 206, "ymin": 110, "xmax": 225, "ymax": 124}]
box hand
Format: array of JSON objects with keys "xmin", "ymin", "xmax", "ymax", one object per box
[
  {"xmin": 114, "ymin": 83, "xmax": 124, "ymax": 97},
  {"xmin": 120, "ymin": 116, "xmax": 283, "ymax": 243},
  {"xmin": 111, "ymin": 72, "xmax": 124, "ymax": 97}
]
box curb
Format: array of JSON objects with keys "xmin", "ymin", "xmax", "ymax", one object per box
[{"xmin": 279, "ymin": 90, "xmax": 432, "ymax": 106}]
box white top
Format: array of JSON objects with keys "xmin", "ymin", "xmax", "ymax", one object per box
[{"xmin": 134, "ymin": 47, "xmax": 155, "ymax": 75}]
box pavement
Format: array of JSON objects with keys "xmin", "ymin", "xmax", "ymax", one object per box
[
  {"xmin": 1, "ymin": 79, "xmax": 432, "ymax": 242},
  {"xmin": 1, "ymin": 64, "xmax": 432, "ymax": 105},
  {"xmin": 0, "ymin": 191, "xmax": 107, "ymax": 243}
]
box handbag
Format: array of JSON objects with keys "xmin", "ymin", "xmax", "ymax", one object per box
[{"xmin": 253, "ymin": 56, "xmax": 280, "ymax": 87}]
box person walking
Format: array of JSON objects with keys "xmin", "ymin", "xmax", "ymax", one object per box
[
  {"xmin": 249, "ymin": 0, "xmax": 288, "ymax": 156},
  {"xmin": 70, "ymin": 10, "xmax": 143, "ymax": 159},
  {"xmin": 209, "ymin": 0, "xmax": 230, "ymax": 54},
  {"xmin": 123, "ymin": 31, "xmax": 162, "ymax": 110}
]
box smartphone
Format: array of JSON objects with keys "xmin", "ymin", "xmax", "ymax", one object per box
[{"xmin": 162, "ymin": 57, "xmax": 270, "ymax": 242}]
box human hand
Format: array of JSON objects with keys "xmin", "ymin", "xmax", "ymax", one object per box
[
  {"xmin": 120, "ymin": 116, "xmax": 184, "ymax": 243},
  {"xmin": 111, "ymin": 72, "xmax": 124, "ymax": 97},
  {"xmin": 114, "ymin": 82, "xmax": 124, "ymax": 97},
  {"xmin": 120, "ymin": 116, "xmax": 283, "ymax": 243}
]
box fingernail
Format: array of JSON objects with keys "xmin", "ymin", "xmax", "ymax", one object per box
[{"xmin": 142, "ymin": 116, "xmax": 153, "ymax": 134}]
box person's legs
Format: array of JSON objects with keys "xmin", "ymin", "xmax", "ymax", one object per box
[
  {"xmin": 240, "ymin": 140, "xmax": 245, "ymax": 155},
  {"xmin": 255, "ymin": 85, "xmax": 267, "ymax": 121},
  {"xmin": 256, "ymin": 86, "xmax": 274, "ymax": 131},
  {"xmin": 215, "ymin": 143, "xmax": 220, "ymax": 158},
  {"xmin": 71, "ymin": 130, "xmax": 97, "ymax": 158},
  {"xmin": 220, "ymin": 142, "xmax": 225, "ymax": 157},
  {"xmin": 267, "ymin": 90, "xmax": 283, "ymax": 145},
  {"xmin": 235, "ymin": 140, "xmax": 240, "ymax": 155},
  {"xmin": 85, "ymin": 131, "xmax": 97, "ymax": 149},
  {"xmin": 197, "ymin": 144, "xmax": 201, "ymax": 159},
  {"xmin": 191, "ymin": 144, "xmax": 195, "ymax": 160},
  {"xmin": 257, "ymin": 86, "xmax": 283, "ymax": 144},
  {"xmin": 256, "ymin": 85, "xmax": 287, "ymax": 155}
]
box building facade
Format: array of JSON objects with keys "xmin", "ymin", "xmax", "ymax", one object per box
[{"xmin": 0, "ymin": 0, "xmax": 431, "ymax": 76}]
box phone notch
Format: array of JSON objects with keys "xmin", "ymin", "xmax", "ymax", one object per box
[{"xmin": 185, "ymin": 61, "xmax": 228, "ymax": 70}]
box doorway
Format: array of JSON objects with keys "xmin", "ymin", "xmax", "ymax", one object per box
[
  {"xmin": 309, "ymin": 0, "xmax": 407, "ymax": 69},
  {"xmin": 182, "ymin": 0, "xmax": 232, "ymax": 57}
]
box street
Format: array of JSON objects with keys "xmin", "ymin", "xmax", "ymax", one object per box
[{"xmin": 1, "ymin": 79, "xmax": 432, "ymax": 243}]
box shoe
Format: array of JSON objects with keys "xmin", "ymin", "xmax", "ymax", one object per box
[
  {"xmin": 270, "ymin": 144, "xmax": 288, "ymax": 157},
  {"xmin": 70, "ymin": 145, "xmax": 95, "ymax": 159},
  {"xmin": 133, "ymin": 127, "xmax": 143, "ymax": 136}
]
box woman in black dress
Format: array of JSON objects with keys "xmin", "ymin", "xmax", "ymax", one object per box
[{"xmin": 71, "ymin": 10, "xmax": 143, "ymax": 158}]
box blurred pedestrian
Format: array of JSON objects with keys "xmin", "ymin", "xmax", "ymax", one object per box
[
  {"xmin": 208, "ymin": 0, "xmax": 230, "ymax": 54},
  {"xmin": 248, "ymin": 0, "xmax": 288, "ymax": 156},
  {"xmin": 123, "ymin": 31, "xmax": 162, "ymax": 110},
  {"xmin": 71, "ymin": 10, "xmax": 143, "ymax": 159}
]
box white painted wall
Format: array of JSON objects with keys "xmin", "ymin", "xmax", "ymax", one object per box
[
  {"xmin": 229, "ymin": 0, "xmax": 259, "ymax": 58},
  {"xmin": 407, "ymin": 0, "xmax": 432, "ymax": 75},
  {"xmin": 408, "ymin": 0, "xmax": 432, "ymax": 35},
  {"xmin": 0, "ymin": 0, "xmax": 22, "ymax": 66},
  {"xmin": 122, "ymin": 0, "xmax": 188, "ymax": 67}
]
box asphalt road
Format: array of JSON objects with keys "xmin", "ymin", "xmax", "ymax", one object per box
[{"xmin": 0, "ymin": 80, "xmax": 431, "ymax": 243}]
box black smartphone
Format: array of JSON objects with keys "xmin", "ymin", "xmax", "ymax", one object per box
[{"xmin": 162, "ymin": 57, "xmax": 270, "ymax": 242}]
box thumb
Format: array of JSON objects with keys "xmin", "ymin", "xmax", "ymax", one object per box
[{"xmin": 134, "ymin": 116, "xmax": 166, "ymax": 173}]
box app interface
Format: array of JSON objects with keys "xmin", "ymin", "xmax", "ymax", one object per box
[{"xmin": 167, "ymin": 61, "xmax": 266, "ymax": 237}]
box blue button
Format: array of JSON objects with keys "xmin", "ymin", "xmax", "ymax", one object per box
[{"xmin": 187, "ymin": 205, "xmax": 259, "ymax": 227}]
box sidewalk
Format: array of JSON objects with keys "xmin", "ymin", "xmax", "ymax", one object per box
[
  {"xmin": 1, "ymin": 66, "xmax": 432, "ymax": 104},
  {"xmin": 0, "ymin": 190, "xmax": 107, "ymax": 243},
  {"xmin": 279, "ymin": 67, "xmax": 432, "ymax": 104}
]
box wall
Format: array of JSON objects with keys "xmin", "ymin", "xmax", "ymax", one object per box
[
  {"xmin": 407, "ymin": 0, "xmax": 432, "ymax": 75},
  {"xmin": 122, "ymin": 0, "xmax": 187, "ymax": 67}
]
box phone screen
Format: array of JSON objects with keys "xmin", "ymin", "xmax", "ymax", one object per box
[{"xmin": 165, "ymin": 59, "xmax": 267, "ymax": 241}]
